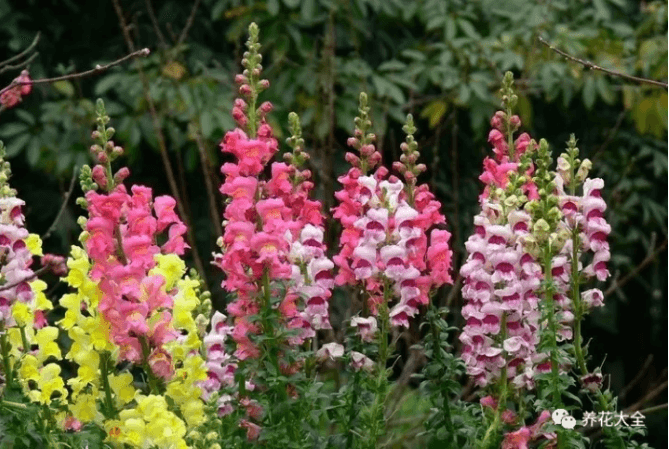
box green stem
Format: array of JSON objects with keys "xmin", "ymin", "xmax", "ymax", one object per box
[
  {"xmin": 543, "ymin": 248, "xmax": 562, "ymax": 408},
  {"xmin": 99, "ymin": 351, "xmax": 117, "ymax": 418},
  {"xmin": 0, "ymin": 322, "xmax": 13, "ymax": 389},
  {"xmin": 345, "ymin": 370, "xmax": 361, "ymax": 449},
  {"xmin": 478, "ymin": 314, "xmax": 508, "ymax": 449},
  {"xmin": 19, "ymin": 326, "xmax": 29, "ymax": 354},
  {"xmin": 428, "ymin": 304, "xmax": 455, "ymax": 444},
  {"xmin": 367, "ymin": 281, "xmax": 392, "ymax": 448}
]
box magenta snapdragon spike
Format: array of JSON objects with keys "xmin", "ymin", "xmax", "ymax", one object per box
[
  {"xmin": 333, "ymin": 99, "xmax": 453, "ymax": 333},
  {"xmin": 212, "ymin": 23, "xmax": 334, "ymax": 365},
  {"xmin": 459, "ymin": 109, "xmax": 548, "ymax": 390}
]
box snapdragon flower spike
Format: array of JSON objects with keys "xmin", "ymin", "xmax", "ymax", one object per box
[
  {"xmin": 333, "ymin": 105, "xmax": 453, "ymax": 332},
  {"xmin": 0, "ymin": 142, "xmax": 35, "ymax": 327},
  {"xmin": 82, "ymin": 102, "xmax": 188, "ymax": 370},
  {"xmin": 213, "ymin": 25, "xmax": 334, "ymax": 366},
  {"xmin": 459, "ymin": 105, "xmax": 548, "ymax": 390}
]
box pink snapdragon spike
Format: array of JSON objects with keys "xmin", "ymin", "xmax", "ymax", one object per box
[
  {"xmin": 459, "ymin": 111, "xmax": 548, "ymax": 390},
  {"xmin": 501, "ymin": 410, "xmax": 554, "ymax": 449},
  {"xmin": 333, "ymin": 101, "xmax": 453, "ymax": 335},
  {"xmin": 84, "ymin": 149, "xmax": 188, "ymax": 370}
]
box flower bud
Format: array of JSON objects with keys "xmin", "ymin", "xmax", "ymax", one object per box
[
  {"xmin": 114, "ymin": 167, "xmax": 130, "ymax": 184},
  {"xmin": 533, "ymin": 219, "xmax": 550, "ymax": 241},
  {"xmin": 509, "ymin": 115, "xmax": 521, "ymax": 130},
  {"xmin": 347, "ymin": 137, "xmax": 359, "ymax": 148},
  {"xmin": 259, "ymin": 101, "xmax": 273, "ymax": 113},
  {"xmin": 239, "ymin": 84, "xmax": 252, "ymax": 96},
  {"xmin": 392, "ymin": 162, "xmax": 406, "ymax": 173},
  {"xmin": 258, "ymin": 79, "xmax": 270, "ymax": 89},
  {"xmin": 576, "ymin": 159, "xmax": 592, "ymax": 183},
  {"xmin": 234, "ymin": 74, "xmax": 246, "ymax": 85},
  {"xmin": 91, "ymin": 165, "xmax": 108, "ymax": 189}
]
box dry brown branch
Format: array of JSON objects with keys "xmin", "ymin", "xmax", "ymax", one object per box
[
  {"xmin": 177, "ymin": 0, "xmax": 201, "ymax": 47},
  {"xmin": 42, "ymin": 166, "xmax": 78, "ymax": 241},
  {"xmin": 0, "ymin": 33, "xmax": 40, "ymax": 75},
  {"xmin": 538, "ymin": 36, "xmax": 668, "ymax": 89},
  {"xmin": 0, "ymin": 48, "xmax": 150, "ymax": 97},
  {"xmin": 605, "ymin": 238, "xmax": 667, "ymax": 297}
]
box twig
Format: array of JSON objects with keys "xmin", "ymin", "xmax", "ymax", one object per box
[
  {"xmin": 194, "ymin": 129, "xmax": 222, "ymax": 237},
  {"xmin": 0, "ymin": 48, "xmax": 150, "ymax": 97},
  {"xmin": 604, "ymin": 238, "xmax": 667, "ymax": 296},
  {"xmin": 111, "ymin": 0, "xmax": 209, "ymax": 286},
  {"xmin": 0, "ymin": 53, "xmax": 39, "ymax": 76},
  {"xmin": 538, "ymin": 36, "xmax": 668, "ymax": 89},
  {"xmin": 42, "ymin": 166, "xmax": 78, "ymax": 241},
  {"xmin": 0, "ymin": 33, "xmax": 40, "ymax": 73},
  {"xmin": 624, "ymin": 377, "xmax": 668, "ymax": 414},
  {"xmin": 0, "ymin": 266, "xmax": 49, "ymax": 292},
  {"xmin": 590, "ymin": 111, "xmax": 626, "ymax": 164},
  {"xmin": 619, "ymin": 354, "xmax": 654, "ymax": 401},
  {"xmin": 636, "ymin": 403, "xmax": 667, "ymax": 415},
  {"xmin": 177, "ymin": 0, "xmax": 201, "ymax": 47},
  {"xmin": 144, "ymin": 0, "xmax": 168, "ymax": 48}
]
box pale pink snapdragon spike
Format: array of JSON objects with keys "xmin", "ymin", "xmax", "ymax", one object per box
[
  {"xmin": 0, "ymin": 195, "xmax": 35, "ymax": 326},
  {"xmin": 333, "ymin": 108, "xmax": 453, "ymax": 334},
  {"xmin": 459, "ymin": 112, "xmax": 548, "ymax": 390}
]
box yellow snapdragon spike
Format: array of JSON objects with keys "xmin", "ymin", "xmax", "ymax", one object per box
[
  {"xmin": 18, "ymin": 354, "xmax": 39, "ymax": 381},
  {"xmin": 25, "ymin": 234, "xmax": 43, "ymax": 256},
  {"xmin": 29, "ymin": 362, "xmax": 67, "ymax": 405}
]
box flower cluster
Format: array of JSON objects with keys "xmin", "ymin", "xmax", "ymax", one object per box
[
  {"xmin": 333, "ymin": 100, "xmax": 452, "ymax": 332},
  {"xmin": 213, "ymin": 33, "xmax": 333, "ymax": 365},
  {"xmin": 0, "ymin": 70, "xmax": 32, "ymax": 109},
  {"xmin": 459, "ymin": 110, "xmax": 548, "ymax": 390}
]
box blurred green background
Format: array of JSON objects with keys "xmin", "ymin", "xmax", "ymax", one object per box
[{"xmin": 0, "ymin": 0, "xmax": 666, "ymax": 446}]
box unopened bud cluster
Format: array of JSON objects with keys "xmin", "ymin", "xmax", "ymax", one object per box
[{"xmin": 345, "ymin": 93, "xmax": 381, "ymax": 174}]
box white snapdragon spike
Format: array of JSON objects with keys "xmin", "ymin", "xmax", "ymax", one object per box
[
  {"xmin": 200, "ymin": 311, "xmax": 237, "ymax": 402},
  {"xmin": 379, "ymin": 179, "xmax": 403, "ymax": 210},
  {"xmin": 357, "ymin": 176, "xmax": 378, "ymax": 205},
  {"xmin": 460, "ymin": 201, "xmax": 546, "ymax": 390}
]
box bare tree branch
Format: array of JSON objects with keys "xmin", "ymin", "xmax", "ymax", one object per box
[
  {"xmin": 539, "ymin": 36, "xmax": 668, "ymax": 89},
  {"xmin": 605, "ymin": 238, "xmax": 667, "ymax": 297},
  {"xmin": 42, "ymin": 166, "xmax": 79, "ymax": 241},
  {"xmin": 0, "ymin": 33, "xmax": 40, "ymax": 73},
  {"xmin": 0, "ymin": 48, "xmax": 150, "ymax": 97},
  {"xmin": 177, "ymin": 0, "xmax": 201, "ymax": 47}
]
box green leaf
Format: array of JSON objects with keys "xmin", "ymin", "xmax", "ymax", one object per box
[
  {"xmin": 300, "ymin": 0, "xmax": 315, "ymax": 20},
  {"xmin": 0, "ymin": 123, "xmax": 29, "ymax": 138},
  {"xmin": 15, "ymin": 109, "xmax": 34, "ymax": 125},
  {"xmin": 283, "ymin": 0, "xmax": 300, "ymax": 8},
  {"xmin": 420, "ymin": 100, "xmax": 448, "ymax": 129},
  {"xmin": 458, "ymin": 18, "xmax": 480, "ymax": 39},
  {"xmin": 53, "ymin": 80, "xmax": 75, "ymax": 97},
  {"xmin": 5, "ymin": 134, "xmax": 30, "ymax": 157},
  {"xmin": 267, "ymin": 0, "xmax": 280, "ymax": 15},
  {"xmin": 582, "ymin": 77, "xmax": 596, "ymax": 110}
]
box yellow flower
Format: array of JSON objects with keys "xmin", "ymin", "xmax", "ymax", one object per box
[
  {"xmin": 152, "ymin": 254, "xmax": 185, "ymax": 290},
  {"xmin": 18, "ymin": 354, "xmax": 38, "ymax": 381},
  {"xmin": 11, "ymin": 302, "xmax": 33, "ymax": 327},
  {"xmin": 31, "ymin": 363, "xmax": 66, "ymax": 404},
  {"xmin": 65, "ymin": 246, "xmax": 90, "ymax": 288},
  {"xmin": 70, "ymin": 392, "xmax": 98, "ymax": 422},
  {"xmin": 25, "ymin": 234, "xmax": 43, "ymax": 256},
  {"xmin": 109, "ymin": 372, "xmax": 136, "ymax": 405},
  {"xmin": 35, "ymin": 326, "xmax": 61, "ymax": 363},
  {"xmin": 32, "ymin": 279, "xmax": 53, "ymax": 311}
]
